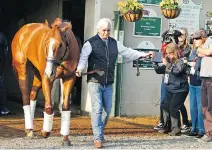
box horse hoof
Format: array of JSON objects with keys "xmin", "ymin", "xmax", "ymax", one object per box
[
  {"xmin": 62, "ymin": 140, "xmax": 71, "ymax": 146},
  {"xmin": 41, "ymin": 130, "xmax": 50, "ymax": 138},
  {"xmin": 26, "ymin": 130, "xmax": 34, "ymax": 138}
]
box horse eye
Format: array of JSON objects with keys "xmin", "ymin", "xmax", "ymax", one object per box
[{"xmin": 59, "ymin": 44, "xmax": 62, "ymax": 48}]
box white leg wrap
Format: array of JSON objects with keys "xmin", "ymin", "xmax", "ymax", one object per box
[
  {"xmin": 43, "ymin": 112, "xmax": 54, "ymax": 132},
  {"xmin": 23, "ymin": 105, "xmax": 33, "ymax": 130},
  {"xmin": 60, "ymin": 111, "xmax": 71, "ymax": 136},
  {"xmin": 30, "ymin": 100, "xmax": 37, "ymax": 120}
]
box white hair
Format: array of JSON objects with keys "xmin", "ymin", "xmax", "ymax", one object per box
[{"xmin": 96, "ymin": 18, "xmax": 112, "ymax": 29}]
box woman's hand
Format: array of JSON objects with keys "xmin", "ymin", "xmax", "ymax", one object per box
[
  {"xmin": 162, "ymin": 58, "xmax": 168, "ymax": 66},
  {"xmin": 187, "ymin": 62, "xmax": 196, "ymax": 67},
  {"xmin": 183, "ymin": 57, "xmax": 188, "ymax": 64}
]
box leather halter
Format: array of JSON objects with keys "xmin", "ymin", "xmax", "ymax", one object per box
[
  {"xmin": 45, "ymin": 32, "xmax": 70, "ymax": 67},
  {"xmin": 59, "ymin": 33, "xmax": 70, "ymax": 63}
]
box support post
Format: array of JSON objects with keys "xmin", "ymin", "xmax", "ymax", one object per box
[{"xmin": 112, "ymin": 11, "xmax": 124, "ymax": 117}]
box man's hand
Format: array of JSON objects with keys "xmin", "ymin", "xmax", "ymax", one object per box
[
  {"xmin": 140, "ymin": 51, "xmax": 155, "ymax": 59},
  {"xmin": 148, "ymin": 51, "xmax": 155, "ymax": 57},
  {"xmin": 75, "ymin": 68, "xmax": 82, "ymax": 77}
]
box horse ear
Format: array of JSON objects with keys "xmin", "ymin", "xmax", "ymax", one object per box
[
  {"xmin": 45, "ymin": 19, "xmax": 49, "ymax": 26},
  {"xmin": 61, "ymin": 23, "xmax": 71, "ymax": 32},
  {"xmin": 51, "ymin": 18, "xmax": 63, "ymax": 27},
  {"xmin": 68, "ymin": 21, "xmax": 72, "ymax": 29}
]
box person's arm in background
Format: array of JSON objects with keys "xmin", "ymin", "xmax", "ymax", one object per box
[
  {"xmin": 197, "ymin": 48, "xmax": 212, "ymax": 56},
  {"xmin": 153, "ymin": 62, "xmax": 166, "ymax": 74},
  {"xmin": 197, "ymin": 52, "xmax": 207, "ymax": 57},
  {"xmin": 187, "ymin": 49, "xmax": 196, "ymax": 67},
  {"xmin": 197, "ymin": 37, "xmax": 212, "ymax": 56},
  {"xmin": 172, "ymin": 59, "xmax": 187, "ymax": 75},
  {"xmin": 182, "ymin": 44, "xmax": 192, "ymax": 58},
  {"xmin": 194, "ymin": 57, "xmax": 201, "ymax": 78},
  {"xmin": 153, "ymin": 56, "xmax": 172, "ymax": 75}
]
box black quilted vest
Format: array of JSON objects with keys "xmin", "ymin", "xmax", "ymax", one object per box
[{"xmin": 87, "ymin": 34, "xmax": 118, "ymax": 85}]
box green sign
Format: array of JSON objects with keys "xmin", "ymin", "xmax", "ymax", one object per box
[
  {"xmin": 134, "ymin": 17, "xmax": 162, "ymax": 37},
  {"xmin": 133, "ymin": 49, "xmax": 159, "ymax": 68},
  {"xmin": 139, "ymin": 0, "xmax": 162, "ymax": 5}
]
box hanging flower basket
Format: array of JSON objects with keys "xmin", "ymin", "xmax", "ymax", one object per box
[
  {"xmin": 117, "ymin": 0, "xmax": 144, "ymax": 22},
  {"xmin": 161, "ymin": 8, "xmax": 181, "ymax": 19},
  {"xmin": 123, "ymin": 12, "xmax": 143, "ymax": 22},
  {"xmin": 206, "ymin": 10, "xmax": 212, "ymax": 25},
  {"xmin": 160, "ymin": 0, "xmax": 181, "ymax": 19},
  {"xmin": 206, "ymin": 10, "xmax": 212, "ymax": 17}
]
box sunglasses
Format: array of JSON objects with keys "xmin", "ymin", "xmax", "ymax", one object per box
[
  {"xmin": 193, "ymin": 37, "xmax": 202, "ymax": 40},
  {"xmin": 102, "ymin": 29, "xmax": 110, "ymax": 32}
]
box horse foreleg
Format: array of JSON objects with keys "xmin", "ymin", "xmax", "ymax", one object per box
[
  {"xmin": 41, "ymin": 75, "xmax": 54, "ymax": 138},
  {"xmin": 29, "ymin": 73, "xmax": 42, "ymax": 120},
  {"xmin": 16, "ymin": 64, "xmax": 33, "ymax": 137},
  {"xmin": 60, "ymin": 76, "xmax": 76, "ymax": 146}
]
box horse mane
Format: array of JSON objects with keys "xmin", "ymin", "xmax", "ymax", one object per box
[{"xmin": 42, "ymin": 18, "xmax": 72, "ymax": 41}]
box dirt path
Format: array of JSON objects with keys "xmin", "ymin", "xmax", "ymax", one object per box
[
  {"xmin": 1, "ymin": 102, "xmax": 209, "ymax": 149},
  {"xmin": 0, "ymin": 115, "xmax": 162, "ymax": 138},
  {"xmin": 0, "ymin": 100, "xmax": 162, "ymax": 138}
]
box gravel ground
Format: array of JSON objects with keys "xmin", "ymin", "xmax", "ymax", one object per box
[
  {"xmin": 0, "ymin": 135, "xmax": 211, "ymax": 149},
  {"xmin": 1, "ymin": 101, "xmax": 211, "ymax": 149}
]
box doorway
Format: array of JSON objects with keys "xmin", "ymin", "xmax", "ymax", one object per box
[{"xmin": 62, "ymin": 0, "xmax": 85, "ymax": 107}]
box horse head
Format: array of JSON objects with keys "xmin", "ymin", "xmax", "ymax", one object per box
[{"xmin": 44, "ymin": 21, "xmax": 71, "ymax": 79}]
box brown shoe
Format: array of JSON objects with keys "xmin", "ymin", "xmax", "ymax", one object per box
[{"xmin": 94, "ymin": 141, "xmax": 103, "ymax": 149}]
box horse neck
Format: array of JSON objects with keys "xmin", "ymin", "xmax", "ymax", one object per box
[{"xmin": 65, "ymin": 29, "xmax": 80, "ymax": 61}]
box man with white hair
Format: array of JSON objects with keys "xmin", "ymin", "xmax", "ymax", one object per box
[{"xmin": 76, "ymin": 18, "xmax": 153, "ymax": 148}]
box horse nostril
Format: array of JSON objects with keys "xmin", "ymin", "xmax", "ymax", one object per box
[
  {"xmin": 50, "ymin": 70, "xmax": 53, "ymax": 76},
  {"xmin": 51, "ymin": 69, "xmax": 56, "ymax": 77}
]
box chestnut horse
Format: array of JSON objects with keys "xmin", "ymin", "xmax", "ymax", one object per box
[{"xmin": 11, "ymin": 18, "xmax": 80, "ymax": 146}]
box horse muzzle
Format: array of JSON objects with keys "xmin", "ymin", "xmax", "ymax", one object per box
[{"xmin": 45, "ymin": 58, "xmax": 56, "ymax": 78}]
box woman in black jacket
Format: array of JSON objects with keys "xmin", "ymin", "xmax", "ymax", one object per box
[{"xmin": 155, "ymin": 43, "xmax": 189, "ymax": 136}]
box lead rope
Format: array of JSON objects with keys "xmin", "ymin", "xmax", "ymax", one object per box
[
  {"xmin": 136, "ymin": 59, "xmax": 140, "ymax": 76},
  {"xmin": 59, "ymin": 56, "xmax": 151, "ymax": 79}
]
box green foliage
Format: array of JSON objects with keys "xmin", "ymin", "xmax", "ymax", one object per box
[
  {"xmin": 206, "ymin": 10, "xmax": 212, "ymax": 17},
  {"xmin": 118, "ymin": 0, "xmax": 143, "ymax": 14},
  {"xmin": 160, "ymin": 0, "xmax": 180, "ymax": 9}
]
